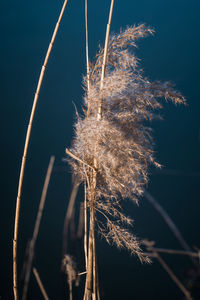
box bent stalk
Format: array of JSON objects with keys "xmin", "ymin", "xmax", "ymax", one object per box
[{"xmin": 13, "ymin": 1, "xmax": 69, "ymax": 299}]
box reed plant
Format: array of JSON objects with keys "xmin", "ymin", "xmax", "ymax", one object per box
[
  {"xmin": 14, "ymin": 1, "xmax": 187, "ymax": 298},
  {"xmin": 66, "ymin": 18, "xmax": 185, "ymax": 300}
]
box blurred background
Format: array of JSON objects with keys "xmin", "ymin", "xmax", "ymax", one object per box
[{"xmin": 1, "ymin": 0, "xmax": 200, "ymax": 299}]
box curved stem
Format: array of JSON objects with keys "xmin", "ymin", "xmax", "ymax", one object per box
[{"xmin": 13, "ymin": 1, "xmax": 69, "ymax": 299}]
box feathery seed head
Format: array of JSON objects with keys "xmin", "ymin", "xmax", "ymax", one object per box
[
  {"xmin": 62, "ymin": 255, "xmax": 79, "ymax": 287},
  {"xmin": 66, "ymin": 24, "xmax": 185, "ymax": 260}
]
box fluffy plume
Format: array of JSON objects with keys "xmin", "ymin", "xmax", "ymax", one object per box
[
  {"xmin": 62, "ymin": 255, "xmax": 79, "ymax": 288},
  {"xmin": 67, "ymin": 24, "xmax": 185, "ymax": 261}
]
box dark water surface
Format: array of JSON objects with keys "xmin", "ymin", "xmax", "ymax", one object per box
[{"xmin": 1, "ymin": 0, "xmax": 200, "ymax": 299}]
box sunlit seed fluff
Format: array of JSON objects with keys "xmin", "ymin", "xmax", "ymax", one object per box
[
  {"xmin": 67, "ymin": 24, "xmax": 185, "ymax": 261},
  {"xmin": 62, "ymin": 255, "xmax": 79, "ymax": 288}
]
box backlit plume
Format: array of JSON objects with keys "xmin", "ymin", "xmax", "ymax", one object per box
[{"xmin": 67, "ymin": 24, "xmax": 185, "ymax": 262}]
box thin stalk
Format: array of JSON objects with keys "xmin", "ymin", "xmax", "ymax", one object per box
[
  {"xmin": 94, "ymin": 240, "xmax": 100, "ymax": 300},
  {"xmin": 143, "ymin": 190, "xmax": 190, "ymax": 251},
  {"xmin": 85, "ymin": 0, "xmax": 90, "ymax": 94},
  {"xmin": 84, "ymin": 0, "xmax": 89, "ymax": 280},
  {"xmin": 84, "ymin": 173, "xmax": 96, "ymax": 299},
  {"xmin": 77, "ymin": 202, "xmax": 84, "ymax": 239},
  {"xmin": 85, "ymin": 0, "xmax": 92, "ymax": 119},
  {"xmin": 32, "ymin": 156, "xmax": 55, "ymax": 244},
  {"xmin": 84, "ymin": 0, "xmax": 89, "ymax": 286},
  {"xmin": 66, "ymin": 148, "xmax": 95, "ymax": 171},
  {"xmin": 96, "ymin": 266, "xmax": 100, "ymax": 300},
  {"xmin": 33, "ymin": 267, "xmax": 49, "ymax": 300},
  {"xmin": 154, "ymin": 169, "xmax": 200, "ymax": 177},
  {"xmin": 149, "ymin": 247, "xmax": 200, "ymax": 258},
  {"xmin": 13, "ymin": 1, "xmax": 69, "ymax": 299},
  {"xmin": 84, "ymin": 182, "xmax": 88, "ymax": 269},
  {"xmin": 69, "ymin": 205, "xmax": 76, "ymax": 240},
  {"xmin": 84, "ymin": 202, "xmax": 95, "ymax": 300},
  {"xmin": 22, "ymin": 156, "xmax": 55, "ymax": 300},
  {"xmin": 20, "ymin": 240, "xmax": 31, "ymax": 282},
  {"xmin": 84, "ymin": 172, "xmax": 96, "ymax": 300},
  {"xmin": 98, "ymin": 0, "xmax": 114, "ymax": 120},
  {"xmin": 143, "ymin": 190, "xmax": 199, "ymax": 267},
  {"xmin": 100, "ymin": 0, "xmax": 114, "ymax": 88},
  {"xmin": 84, "ymin": 0, "xmax": 92, "ymax": 298},
  {"xmin": 78, "ymin": 271, "xmax": 87, "ymax": 276},
  {"xmin": 63, "ymin": 177, "xmax": 80, "ymax": 255},
  {"xmin": 84, "ymin": 2, "xmax": 115, "ymax": 299},
  {"xmin": 69, "ymin": 281, "xmax": 73, "ymax": 300},
  {"xmin": 92, "ymin": 232, "xmax": 97, "ymax": 300},
  {"xmin": 153, "ymin": 251, "xmax": 193, "ymax": 300}
]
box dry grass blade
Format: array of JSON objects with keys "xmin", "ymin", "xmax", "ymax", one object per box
[{"xmin": 13, "ymin": 1, "xmax": 69, "ymax": 299}]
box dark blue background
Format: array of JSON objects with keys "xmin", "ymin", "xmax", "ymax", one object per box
[{"xmin": 1, "ymin": 0, "xmax": 200, "ymax": 299}]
